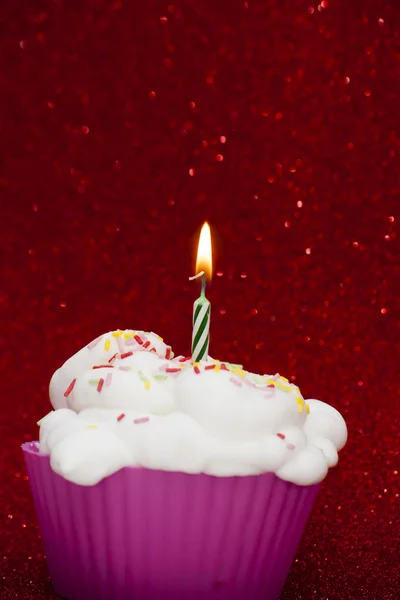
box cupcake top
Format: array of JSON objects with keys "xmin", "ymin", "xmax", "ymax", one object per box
[{"xmin": 39, "ymin": 329, "xmax": 347, "ymax": 486}]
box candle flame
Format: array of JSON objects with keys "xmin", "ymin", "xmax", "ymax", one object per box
[{"xmin": 196, "ymin": 222, "xmax": 212, "ymax": 280}]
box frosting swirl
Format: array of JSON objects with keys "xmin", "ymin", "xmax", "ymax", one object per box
[{"xmin": 40, "ymin": 329, "xmax": 347, "ymax": 486}]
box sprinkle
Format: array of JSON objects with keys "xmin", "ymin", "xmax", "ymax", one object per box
[
  {"xmin": 92, "ymin": 365, "xmax": 114, "ymax": 369},
  {"xmin": 279, "ymin": 375, "xmax": 289, "ymax": 382},
  {"xmin": 116, "ymin": 336, "xmax": 124, "ymax": 353},
  {"xmin": 87, "ymin": 335, "xmax": 103, "ymax": 349},
  {"xmin": 179, "ymin": 356, "xmax": 191, "ymax": 362},
  {"xmin": 165, "ymin": 368, "xmax": 181, "ymax": 373},
  {"xmin": 305, "ymin": 404, "xmax": 310, "ymax": 414},
  {"xmin": 157, "ymin": 335, "xmax": 164, "ymax": 341},
  {"xmin": 193, "ymin": 362, "xmax": 201, "ymax": 367},
  {"xmin": 112, "ymin": 330, "xmax": 123, "ymax": 337},
  {"xmin": 272, "ymin": 373, "xmax": 280, "ymax": 380},
  {"xmin": 205, "ymin": 364, "xmax": 216, "ymax": 370},
  {"xmin": 124, "ymin": 332, "xmax": 134, "ymax": 340},
  {"xmin": 120, "ymin": 351, "xmax": 133, "ymax": 359},
  {"xmin": 64, "ymin": 378, "xmax": 76, "ymax": 397},
  {"xmin": 105, "ymin": 372, "xmax": 113, "ymax": 387},
  {"xmin": 194, "ymin": 366, "xmax": 201, "ymax": 374},
  {"xmin": 117, "ymin": 413, "xmax": 126, "ymax": 421},
  {"xmin": 220, "ymin": 364, "xmax": 229, "ymax": 371},
  {"xmin": 267, "ymin": 384, "xmax": 275, "ymax": 389},
  {"xmin": 87, "ymin": 425, "xmax": 98, "ymax": 429},
  {"xmin": 134, "ymin": 417, "xmax": 150, "ymax": 425},
  {"xmin": 108, "ymin": 353, "xmax": 118, "ymax": 363},
  {"xmin": 89, "ymin": 378, "xmax": 99, "ymax": 385},
  {"xmin": 277, "ymin": 433, "xmax": 286, "ymax": 440},
  {"xmin": 287, "ymin": 443, "xmax": 295, "ymax": 450},
  {"xmin": 232, "ymin": 367, "xmax": 246, "ymax": 378},
  {"xmin": 165, "ymin": 346, "xmax": 172, "ymax": 359},
  {"xmin": 144, "ymin": 380, "xmax": 151, "ymax": 390},
  {"xmin": 150, "ymin": 347, "xmax": 157, "ymax": 352},
  {"xmin": 119, "ymin": 366, "xmax": 131, "ymax": 372},
  {"xmin": 142, "ymin": 341, "xmax": 150, "ymax": 349},
  {"xmin": 230, "ymin": 377, "xmax": 242, "ymax": 387},
  {"xmin": 153, "ymin": 374, "xmax": 168, "ymax": 381},
  {"xmin": 97, "ymin": 378, "xmax": 104, "ymax": 392},
  {"xmin": 125, "ymin": 337, "xmax": 136, "ymax": 346},
  {"xmin": 134, "ymin": 335, "xmax": 144, "ymax": 345},
  {"xmin": 214, "ymin": 364, "xmax": 221, "ymax": 373},
  {"xmin": 104, "ymin": 339, "xmax": 111, "ymax": 351}
]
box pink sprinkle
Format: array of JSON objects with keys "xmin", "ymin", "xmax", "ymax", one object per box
[
  {"xmin": 119, "ymin": 366, "xmax": 131, "ymax": 371},
  {"xmin": 116, "ymin": 336, "xmax": 124, "ymax": 353},
  {"xmin": 64, "ymin": 378, "xmax": 76, "ymax": 397},
  {"xmin": 120, "ymin": 351, "xmax": 133, "ymax": 359},
  {"xmin": 97, "ymin": 378, "xmax": 104, "ymax": 393},
  {"xmin": 272, "ymin": 373, "xmax": 280, "ymax": 380},
  {"xmin": 134, "ymin": 417, "xmax": 150, "ymax": 425},
  {"xmin": 105, "ymin": 372, "xmax": 113, "ymax": 387},
  {"xmin": 194, "ymin": 366, "xmax": 201, "ymax": 374},
  {"xmin": 277, "ymin": 433, "xmax": 285, "ymax": 440},
  {"xmin": 244, "ymin": 379, "xmax": 257, "ymax": 388},
  {"xmin": 230, "ymin": 377, "xmax": 242, "ymax": 387},
  {"xmin": 287, "ymin": 443, "xmax": 295, "ymax": 450},
  {"xmin": 87, "ymin": 335, "xmax": 103, "ymax": 349},
  {"xmin": 134, "ymin": 335, "xmax": 144, "ymax": 344},
  {"xmin": 108, "ymin": 353, "xmax": 118, "ymax": 364},
  {"xmin": 117, "ymin": 413, "xmax": 125, "ymax": 422},
  {"xmin": 143, "ymin": 341, "xmax": 151, "ymax": 349},
  {"xmin": 166, "ymin": 346, "xmax": 172, "ymax": 359}
]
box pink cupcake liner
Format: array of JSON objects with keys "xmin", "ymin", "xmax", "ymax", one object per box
[{"xmin": 23, "ymin": 442, "xmax": 319, "ymax": 600}]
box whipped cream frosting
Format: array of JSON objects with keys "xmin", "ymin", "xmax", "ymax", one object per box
[{"xmin": 39, "ymin": 329, "xmax": 347, "ymax": 486}]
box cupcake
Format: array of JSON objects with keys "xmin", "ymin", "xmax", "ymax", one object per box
[{"xmin": 23, "ymin": 329, "xmax": 347, "ymax": 600}]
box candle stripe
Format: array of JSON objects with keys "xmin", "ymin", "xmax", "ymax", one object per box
[{"xmin": 192, "ymin": 303, "xmax": 210, "ymax": 349}]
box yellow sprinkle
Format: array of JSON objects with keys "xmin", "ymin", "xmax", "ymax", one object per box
[
  {"xmin": 214, "ymin": 364, "xmax": 221, "ymax": 373},
  {"xmin": 272, "ymin": 381, "xmax": 292, "ymax": 392},
  {"xmin": 297, "ymin": 405, "xmax": 303, "ymax": 413},
  {"xmin": 156, "ymin": 335, "xmax": 164, "ymax": 341},
  {"xmin": 305, "ymin": 404, "xmax": 310, "ymax": 414},
  {"xmin": 144, "ymin": 381, "xmax": 151, "ymax": 390},
  {"xmin": 104, "ymin": 339, "xmax": 111, "ymax": 351},
  {"xmin": 112, "ymin": 330, "xmax": 123, "ymax": 337},
  {"xmin": 124, "ymin": 332, "xmax": 134, "ymax": 340},
  {"xmin": 296, "ymin": 397, "xmax": 305, "ymax": 413},
  {"xmin": 279, "ymin": 375, "xmax": 289, "ymax": 382},
  {"xmin": 87, "ymin": 425, "xmax": 98, "ymax": 429},
  {"xmin": 193, "ymin": 362, "xmax": 201, "ymax": 367},
  {"xmin": 232, "ymin": 367, "xmax": 246, "ymax": 378}
]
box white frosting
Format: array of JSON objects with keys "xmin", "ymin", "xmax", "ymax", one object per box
[{"xmin": 39, "ymin": 329, "xmax": 347, "ymax": 486}]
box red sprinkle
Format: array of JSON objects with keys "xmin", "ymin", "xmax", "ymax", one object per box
[
  {"xmin": 97, "ymin": 378, "xmax": 104, "ymax": 392},
  {"xmin": 108, "ymin": 353, "xmax": 118, "ymax": 363},
  {"xmin": 194, "ymin": 366, "xmax": 201, "ymax": 374},
  {"xmin": 117, "ymin": 413, "xmax": 126, "ymax": 422},
  {"xmin": 166, "ymin": 347, "xmax": 172, "ymax": 359},
  {"xmin": 205, "ymin": 364, "xmax": 216, "ymax": 370},
  {"xmin": 143, "ymin": 341, "xmax": 151, "ymax": 349},
  {"xmin": 150, "ymin": 347, "xmax": 157, "ymax": 353},
  {"xmin": 220, "ymin": 364, "xmax": 229, "ymax": 371},
  {"xmin": 134, "ymin": 335, "xmax": 143, "ymax": 345},
  {"xmin": 64, "ymin": 378, "xmax": 76, "ymax": 397},
  {"xmin": 277, "ymin": 433, "xmax": 286, "ymax": 440},
  {"xmin": 179, "ymin": 356, "xmax": 191, "ymax": 362},
  {"xmin": 93, "ymin": 365, "xmax": 114, "ymax": 369},
  {"xmin": 267, "ymin": 384, "xmax": 275, "ymax": 388},
  {"xmin": 120, "ymin": 351, "xmax": 133, "ymax": 359},
  {"xmin": 165, "ymin": 368, "xmax": 181, "ymax": 373},
  {"xmin": 134, "ymin": 417, "xmax": 150, "ymax": 425}
]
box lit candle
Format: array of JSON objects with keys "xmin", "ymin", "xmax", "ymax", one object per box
[{"xmin": 190, "ymin": 222, "xmax": 212, "ymax": 362}]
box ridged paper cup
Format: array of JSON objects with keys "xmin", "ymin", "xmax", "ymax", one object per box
[{"xmin": 23, "ymin": 442, "xmax": 319, "ymax": 600}]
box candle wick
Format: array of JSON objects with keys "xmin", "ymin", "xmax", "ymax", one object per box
[{"xmin": 189, "ymin": 271, "xmax": 204, "ymax": 280}]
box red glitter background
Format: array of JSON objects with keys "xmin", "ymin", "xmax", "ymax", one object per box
[{"xmin": 1, "ymin": 1, "xmax": 399, "ymax": 598}]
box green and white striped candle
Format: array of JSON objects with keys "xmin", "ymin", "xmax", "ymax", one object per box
[
  {"xmin": 191, "ymin": 272, "xmax": 211, "ymax": 362},
  {"xmin": 191, "ymin": 222, "xmax": 212, "ymax": 363}
]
